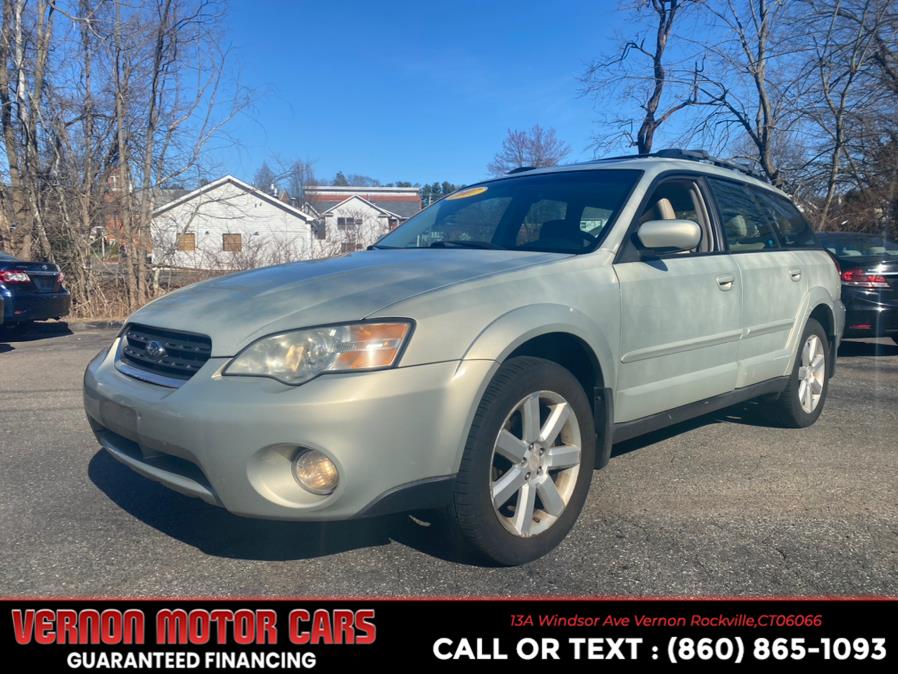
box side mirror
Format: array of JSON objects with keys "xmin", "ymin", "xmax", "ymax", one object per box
[{"xmin": 637, "ymin": 219, "xmax": 702, "ymax": 252}]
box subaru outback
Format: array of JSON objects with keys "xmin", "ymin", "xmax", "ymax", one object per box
[{"xmin": 83, "ymin": 149, "xmax": 844, "ymax": 565}]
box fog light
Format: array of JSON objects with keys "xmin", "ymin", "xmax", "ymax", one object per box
[{"xmin": 291, "ymin": 449, "xmax": 338, "ymax": 495}]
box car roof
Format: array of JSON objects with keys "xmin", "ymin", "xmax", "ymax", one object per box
[{"xmin": 489, "ymin": 156, "xmax": 790, "ymax": 199}]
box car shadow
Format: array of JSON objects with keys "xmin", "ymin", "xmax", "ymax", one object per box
[
  {"xmin": 0, "ymin": 321, "xmax": 73, "ymax": 342},
  {"xmin": 0, "ymin": 342, "xmax": 12, "ymax": 354},
  {"xmin": 838, "ymin": 340, "xmax": 898, "ymax": 358},
  {"xmin": 88, "ymin": 450, "xmax": 475, "ymax": 565}
]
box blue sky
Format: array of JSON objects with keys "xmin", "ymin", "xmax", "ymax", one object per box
[{"xmin": 209, "ymin": 1, "xmax": 634, "ymax": 186}]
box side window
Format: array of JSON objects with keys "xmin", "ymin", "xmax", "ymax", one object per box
[
  {"xmin": 753, "ymin": 190, "xmax": 817, "ymax": 248},
  {"xmin": 707, "ymin": 178, "xmax": 780, "ymax": 252},
  {"xmin": 580, "ymin": 206, "xmax": 613, "ymax": 236},
  {"xmin": 618, "ymin": 178, "xmax": 710, "ymax": 262}
]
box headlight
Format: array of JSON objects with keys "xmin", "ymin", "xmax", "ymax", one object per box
[{"xmin": 223, "ymin": 321, "xmax": 412, "ymax": 385}]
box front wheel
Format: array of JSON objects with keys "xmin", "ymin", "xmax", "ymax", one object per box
[
  {"xmin": 446, "ymin": 356, "xmax": 596, "ymax": 565},
  {"xmin": 764, "ymin": 318, "xmax": 830, "ymax": 427}
]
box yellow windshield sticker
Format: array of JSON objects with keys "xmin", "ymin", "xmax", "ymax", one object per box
[{"xmin": 445, "ymin": 186, "xmax": 487, "ymax": 200}]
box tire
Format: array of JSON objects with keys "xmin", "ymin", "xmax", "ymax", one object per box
[
  {"xmin": 764, "ymin": 318, "xmax": 830, "ymax": 428},
  {"xmin": 446, "ymin": 356, "xmax": 596, "ymax": 565}
]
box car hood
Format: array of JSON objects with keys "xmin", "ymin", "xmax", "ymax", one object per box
[{"xmin": 129, "ymin": 249, "xmax": 564, "ymax": 356}]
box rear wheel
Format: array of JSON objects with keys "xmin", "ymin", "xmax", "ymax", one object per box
[
  {"xmin": 446, "ymin": 356, "xmax": 596, "ymax": 565},
  {"xmin": 764, "ymin": 318, "xmax": 830, "ymax": 427}
]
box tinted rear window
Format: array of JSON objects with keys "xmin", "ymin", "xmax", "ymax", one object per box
[
  {"xmin": 753, "ymin": 189, "xmax": 817, "ymax": 248},
  {"xmin": 707, "ymin": 178, "xmax": 780, "ymax": 252}
]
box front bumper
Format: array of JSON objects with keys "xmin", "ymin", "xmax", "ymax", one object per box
[
  {"xmin": 1, "ymin": 288, "xmax": 71, "ymax": 322},
  {"xmin": 83, "ymin": 340, "xmax": 495, "ymax": 520}
]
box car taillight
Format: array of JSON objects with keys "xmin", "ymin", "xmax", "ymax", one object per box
[
  {"xmin": 840, "ymin": 268, "xmax": 889, "ymax": 289},
  {"xmin": 0, "ymin": 270, "xmax": 31, "ymax": 284}
]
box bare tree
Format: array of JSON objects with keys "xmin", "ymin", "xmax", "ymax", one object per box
[
  {"xmin": 286, "ymin": 159, "xmax": 316, "ymax": 205},
  {"xmin": 580, "ymin": 0, "xmax": 703, "ymax": 154},
  {"xmin": 487, "ymin": 124, "xmax": 571, "ymax": 176},
  {"xmin": 253, "ymin": 161, "xmax": 277, "ymax": 193},
  {"xmin": 800, "ymin": 0, "xmax": 890, "ymax": 229},
  {"xmin": 0, "ymin": 0, "xmax": 244, "ymax": 315}
]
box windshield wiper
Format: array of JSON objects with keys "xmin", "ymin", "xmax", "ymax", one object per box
[{"xmin": 429, "ymin": 240, "xmax": 501, "ymax": 250}]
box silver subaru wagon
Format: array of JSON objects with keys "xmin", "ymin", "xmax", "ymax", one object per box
[{"xmin": 84, "ymin": 150, "xmax": 844, "ymax": 565}]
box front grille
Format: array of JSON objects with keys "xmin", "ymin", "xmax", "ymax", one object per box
[{"xmin": 119, "ymin": 323, "xmax": 212, "ymax": 383}]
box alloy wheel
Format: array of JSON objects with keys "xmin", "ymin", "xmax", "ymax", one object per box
[
  {"xmin": 489, "ymin": 390, "xmax": 582, "ymax": 537},
  {"xmin": 797, "ymin": 334, "xmax": 826, "ymax": 414}
]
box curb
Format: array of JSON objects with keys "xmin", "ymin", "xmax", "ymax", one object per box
[{"xmin": 63, "ymin": 320, "xmax": 123, "ymax": 331}]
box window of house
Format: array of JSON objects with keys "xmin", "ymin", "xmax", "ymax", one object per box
[
  {"xmin": 337, "ymin": 217, "xmax": 362, "ymax": 230},
  {"xmin": 222, "ymin": 233, "xmax": 242, "ymax": 252},
  {"xmin": 706, "ymin": 178, "xmax": 780, "ymax": 252},
  {"xmin": 340, "ymin": 242, "xmax": 362, "ymax": 253},
  {"xmin": 313, "ymin": 220, "xmax": 326, "ymax": 240},
  {"xmin": 175, "ymin": 232, "xmax": 196, "ymax": 252}
]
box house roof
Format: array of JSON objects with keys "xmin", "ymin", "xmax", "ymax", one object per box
[
  {"xmin": 319, "ymin": 194, "xmax": 406, "ymax": 219},
  {"xmin": 305, "ymin": 185, "xmax": 422, "ymax": 220},
  {"xmin": 152, "ymin": 175, "xmax": 315, "ymax": 222}
]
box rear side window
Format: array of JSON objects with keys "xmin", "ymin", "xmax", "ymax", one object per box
[
  {"xmin": 752, "ymin": 189, "xmax": 817, "ymax": 248},
  {"xmin": 707, "ymin": 178, "xmax": 780, "ymax": 252}
]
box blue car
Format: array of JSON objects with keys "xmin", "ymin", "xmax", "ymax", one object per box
[{"xmin": 0, "ymin": 250, "xmax": 71, "ymax": 332}]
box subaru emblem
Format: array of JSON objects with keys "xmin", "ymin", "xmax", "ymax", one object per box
[{"xmin": 146, "ymin": 340, "xmax": 166, "ymax": 360}]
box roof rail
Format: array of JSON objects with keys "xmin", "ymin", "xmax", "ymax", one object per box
[
  {"xmin": 589, "ymin": 148, "xmax": 770, "ymax": 184},
  {"xmin": 506, "ymin": 166, "xmax": 537, "ymax": 174}
]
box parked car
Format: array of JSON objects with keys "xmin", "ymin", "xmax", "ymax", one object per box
[
  {"xmin": 0, "ymin": 250, "xmax": 71, "ymax": 333},
  {"xmin": 816, "ymin": 232, "xmax": 898, "ymax": 344},
  {"xmin": 84, "ymin": 149, "xmax": 844, "ymax": 565}
]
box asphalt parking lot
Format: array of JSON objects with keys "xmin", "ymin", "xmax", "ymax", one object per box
[{"xmin": 1, "ymin": 323, "xmax": 896, "ymax": 597}]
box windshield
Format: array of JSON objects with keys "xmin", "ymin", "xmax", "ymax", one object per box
[
  {"xmin": 376, "ymin": 169, "xmax": 640, "ymax": 254},
  {"xmin": 818, "ymin": 234, "xmax": 898, "ymax": 258}
]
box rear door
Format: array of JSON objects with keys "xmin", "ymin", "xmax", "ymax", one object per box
[
  {"xmin": 613, "ymin": 176, "xmax": 742, "ymax": 423},
  {"xmin": 705, "ymin": 178, "xmax": 805, "ymax": 387}
]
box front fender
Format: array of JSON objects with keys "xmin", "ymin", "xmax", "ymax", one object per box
[{"xmin": 461, "ymin": 303, "xmax": 617, "ymax": 388}]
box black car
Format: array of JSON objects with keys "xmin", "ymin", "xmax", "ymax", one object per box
[
  {"xmin": 0, "ymin": 250, "xmax": 71, "ymax": 332},
  {"xmin": 817, "ymin": 232, "xmax": 898, "ymax": 344}
]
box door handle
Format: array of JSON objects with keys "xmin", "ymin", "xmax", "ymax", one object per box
[
  {"xmin": 716, "ymin": 274, "xmax": 735, "ymax": 291},
  {"xmin": 789, "ymin": 268, "xmax": 802, "ymax": 282}
]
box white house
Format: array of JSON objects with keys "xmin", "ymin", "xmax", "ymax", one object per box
[
  {"xmin": 303, "ymin": 185, "xmax": 422, "ymax": 253},
  {"xmin": 151, "ymin": 176, "xmax": 317, "ymax": 270}
]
